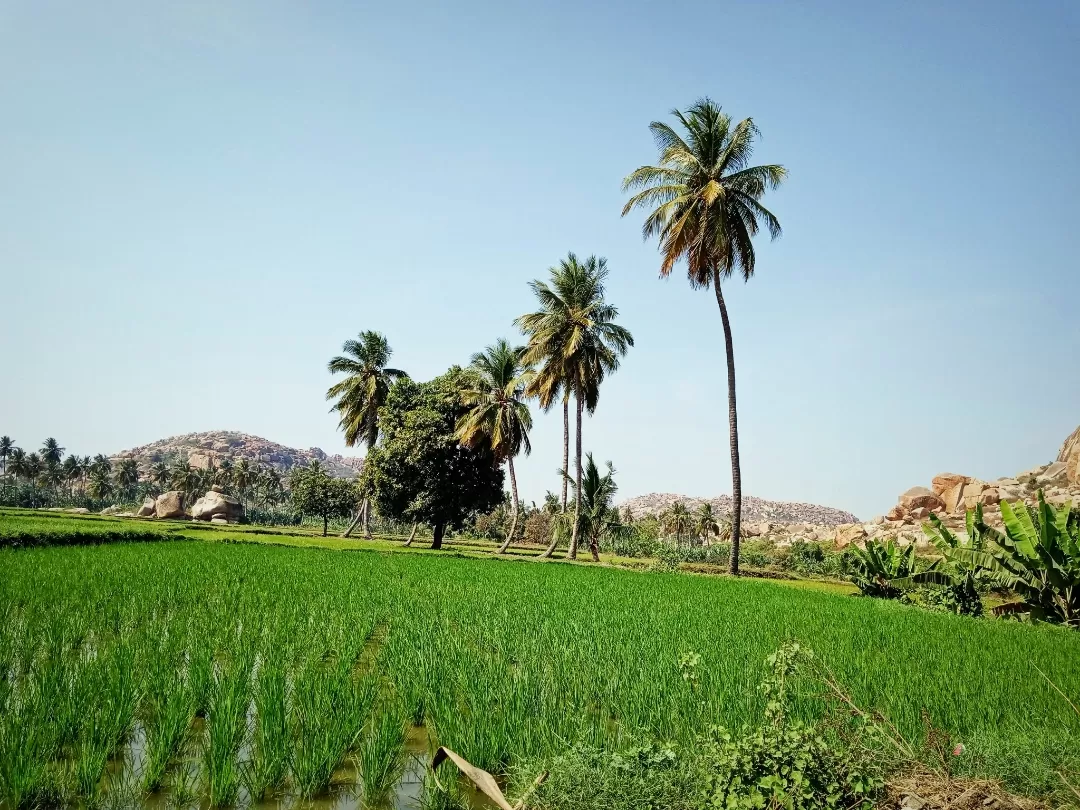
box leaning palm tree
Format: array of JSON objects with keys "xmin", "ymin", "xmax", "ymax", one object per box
[
  {"xmin": 0, "ymin": 436, "xmax": 13, "ymax": 478},
  {"xmin": 40, "ymin": 438, "xmax": 64, "ymax": 466},
  {"xmin": 326, "ymin": 331, "xmax": 408, "ymax": 538},
  {"xmin": 565, "ymin": 453, "xmax": 621, "ymax": 562},
  {"xmin": 517, "ymin": 254, "xmax": 633, "ymax": 559},
  {"xmin": 622, "ymin": 98, "xmax": 785, "ymax": 575},
  {"xmin": 455, "ymin": 340, "xmax": 533, "ymax": 554}
]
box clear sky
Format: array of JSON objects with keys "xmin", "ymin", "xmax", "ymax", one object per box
[{"xmin": 2, "ymin": 0, "xmax": 1077, "ymax": 519}]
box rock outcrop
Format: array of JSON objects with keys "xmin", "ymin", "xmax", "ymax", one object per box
[
  {"xmin": 1059, "ymin": 424, "xmax": 1080, "ymax": 486},
  {"xmin": 137, "ymin": 497, "xmax": 156, "ymax": 517},
  {"xmin": 154, "ymin": 491, "xmax": 187, "ymax": 519},
  {"xmin": 190, "ymin": 489, "xmax": 244, "ymax": 524},
  {"xmin": 111, "ymin": 430, "xmax": 363, "ymax": 480},
  {"xmin": 618, "ymin": 492, "xmax": 858, "ymax": 527}
]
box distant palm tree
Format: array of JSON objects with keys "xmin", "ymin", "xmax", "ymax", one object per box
[
  {"xmin": 8, "ymin": 448, "xmax": 26, "ymax": 482},
  {"xmin": 216, "ymin": 457, "xmax": 234, "ymax": 490},
  {"xmin": 517, "ymin": 254, "xmax": 633, "ymax": 559},
  {"xmin": 565, "ymin": 453, "xmax": 621, "ymax": 562},
  {"xmin": 115, "ymin": 459, "xmax": 140, "ymax": 499},
  {"xmin": 91, "ymin": 454, "xmax": 112, "ymax": 477},
  {"xmin": 0, "ymin": 436, "xmax": 13, "ymax": 478},
  {"xmin": 150, "ymin": 461, "xmax": 170, "ymax": 494},
  {"xmin": 622, "ymin": 98, "xmax": 785, "ymax": 575},
  {"xmin": 233, "ymin": 458, "xmax": 253, "ymax": 505},
  {"xmin": 694, "ymin": 503, "xmax": 720, "ymax": 546},
  {"xmin": 664, "ymin": 502, "xmax": 691, "ymax": 544},
  {"xmin": 88, "ymin": 469, "xmax": 114, "ymax": 500},
  {"xmin": 40, "ymin": 438, "xmax": 64, "ymax": 466},
  {"xmin": 62, "ymin": 455, "xmax": 82, "ymax": 496},
  {"xmin": 326, "ymin": 330, "xmax": 408, "ymax": 538},
  {"xmin": 25, "ymin": 453, "xmax": 43, "ymax": 483},
  {"xmin": 455, "ymin": 339, "xmax": 534, "ymax": 554}
]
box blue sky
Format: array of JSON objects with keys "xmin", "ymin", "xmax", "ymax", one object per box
[{"xmin": 2, "ymin": 0, "xmax": 1077, "ymax": 519}]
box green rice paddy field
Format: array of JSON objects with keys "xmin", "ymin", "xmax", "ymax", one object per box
[{"xmin": 1, "ymin": 516, "xmax": 1079, "ymax": 808}]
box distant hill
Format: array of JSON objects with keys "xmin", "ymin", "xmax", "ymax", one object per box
[
  {"xmin": 618, "ymin": 492, "xmax": 859, "ymax": 526},
  {"xmin": 112, "ymin": 430, "xmax": 363, "ymax": 478}
]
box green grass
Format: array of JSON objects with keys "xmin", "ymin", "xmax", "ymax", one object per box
[{"xmin": 1, "ymin": 520, "xmax": 1078, "ymax": 804}]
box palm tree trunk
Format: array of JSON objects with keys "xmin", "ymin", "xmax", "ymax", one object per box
[
  {"xmin": 568, "ymin": 394, "xmax": 583, "ymax": 560},
  {"xmin": 404, "ymin": 522, "xmax": 418, "ymax": 547},
  {"xmin": 713, "ymin": 269, "xmax": 743, "ymax": 576},
  {"xmin": 539, "ymin": 526, "xmax": 559, "ymax": 558},
  {"xmin": 430, "ymin": 521, "xmax": 444, "ymax": 550},
  {"xmin": 341, "ymin": 500, "xmax": 364, "ymax": 537},
  {"xmin": 561, "ymin": 394, "xmax": 569, "ymax": 512},
  {"xmin": 362, "ymin": 498, "xmax": 373, "ymax": 539},
  {"xmin": 497, "ymin": 458, "xmax": 519, "ymax": 554}
]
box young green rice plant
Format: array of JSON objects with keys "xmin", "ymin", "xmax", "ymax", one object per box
[
  {"xmin": 0, "ymin": 689, "xmax": 53, "ymax": 810},
  {"xmin": 242, "ymin": 655, "xmax": 289, "ymax": 800},
  {"xmin": 355, "ymin": 710, "xmax": 408, "ymax": 807},
  {"xmin": 290, "ymin": 661, "xmax": 377, "ymax": 798},
  {"xmin": 203, "ymin": 657, "xmax": 252, "ymax": 807},
  {"xmin": 142, "ymin": 680, "xmax": 195, "ymax": 793}
]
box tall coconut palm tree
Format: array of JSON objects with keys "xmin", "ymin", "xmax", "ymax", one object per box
[
  {"xmin": 233, "ymin": 458, "xmax": 253, "ymax": 505},
  {"xmin": 150, "ymin": 461, "xmax": 170, "ymax": 494},
  {"xmin": 622, "ymin": 98, "xmax": 785, "ymax": 575},
  {"xmin": 90, "ymin": 454, "xmax": 112, "ymax": 477},
  {"xmin": 8, "ymin": 448, "xmax": 26, "ymax": 482},
  {"xmin": 25, "ymin": 452, "xmax": 43, "ymax": 484},
  {"xmin": 40, "ymin": 438, "xmax": 64, "ymax": 466},
  {"xmin": 516, "ymin": 254, "xmax": 633, "ymax": 559},
  {"xmin": 0, "ymin": 436, "xmax": 13, "ymax": 478},
  {"xmin": 326, "ymin": 330, "xmax": 408, "ymax": 538},
  {"xmin": 455, "ymin": 339, "xmax": 533, "ymax": 554}
]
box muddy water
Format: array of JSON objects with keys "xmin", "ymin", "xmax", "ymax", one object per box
[{"xmin": 115, "ymin": 721, "xmax": 497, "ymax": 810}]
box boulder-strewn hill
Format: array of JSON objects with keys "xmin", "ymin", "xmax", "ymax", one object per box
[
  {"xmin": 618, "ymin": 493, "xmax": 859, "ymax": 526},
  {"xmin": 112, "ymin": 431, "xmax": 363, "ymax": 478}
]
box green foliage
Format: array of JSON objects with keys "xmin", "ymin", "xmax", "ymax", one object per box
[
  {"xmin": 890, "ymin": 509, "xmax": 989, "ymax": 617},
  {"xmin": 847, "ymin": 539, "xmax": 919, "ymax": 599},
  {"xmin": 697, "ymin": 643, "xmax": 884, "ymax": 810},
  {"xmin": 364, "ymin": 368, "xmax": 505, "ymax": 544},
  {"xmin": 289, "ymin": 464, "xmax": 359, "ymax": 536},
  {"xmin": 325, "ymin": 330, "xmax": 408, "ymax": 451},
  {"xmin": 962, "ymin": 493, "xmax": 1080, "ymax": 627}
]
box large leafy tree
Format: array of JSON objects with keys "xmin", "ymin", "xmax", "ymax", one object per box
[
  {"xmin": 364, "ymin": 368, "xmax": 504, "ymax": 549},
  {"xmin": 516, "ymin": 254, "xmax": 633, "ymax": 559},
  {"xmin": 622, "ymin": 98, "xmax": 785, "ymax": 575},
  {"xmin": 455, "ymin": 340, "xmax": 533, "ymax": 554},
  {"xmin": 40, "ymin": 438, "xmax": 64, "ymax": 466},
  {"xmin": 289, "ymin": 463, "xmax": 359, "ymax": 536},
  {"xmin": 326, "ymin": 330, "xmax": 408, "ymax": 537},
  {"xmin": 0, "ymin": 436, "xmax": 13, "ymax": 478}
]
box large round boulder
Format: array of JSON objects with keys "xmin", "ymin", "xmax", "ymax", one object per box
[
  {"xmin": 191, "ymin": 490, "xmax": 244, "ymax": 523},
  {"xmin": 137, "ymin": 497, "xmax": 156, "ymax": 517},
  {"xmin": 154, "ymin": 491, "xmax": 187, "ymax": 519},
  {"xmin": 898, "ymin": 486, "xmax": 945, "ymax": 514}
]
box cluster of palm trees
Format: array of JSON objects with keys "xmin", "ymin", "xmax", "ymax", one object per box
[
  {"xmin": 655, "ymin": 501, "xmax": 731, "ymax": 546},
  {"xmin": 325, "ymin": 99, "xmax": 784, "ymax": 574},
  {"xmin": 0, "ymin": 435, "xmax": 285, "ymax": 508}
]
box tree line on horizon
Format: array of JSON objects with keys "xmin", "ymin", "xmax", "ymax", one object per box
[{"xmin": 326, "ymin": 98, "xmax": 784, "ymax": 573}]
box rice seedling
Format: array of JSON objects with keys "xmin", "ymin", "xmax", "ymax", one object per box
[
  {"xmin": 290, "ymin": 662, "xmax": 377, "ymax": 798},
  {"xmin": 0, "ymin": 539, "xmax": 1078, "ymax": 806},
  {"xmin": 355, "ymin": 710, "xmax": 408, "ymax": 807},
  {"xmin": 242, "ymin": 654, "xmax": 289, "ymax": 800},
  {"xmin": 202, "ymin": 657, "xmax": 251, "ymax": 807}
]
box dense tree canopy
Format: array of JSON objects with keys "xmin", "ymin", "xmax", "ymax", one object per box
[
  {"xmin": 363, "ymin": 368, "xmax": 505, "ymax": 548},
  {"xmin": 289, "ymin": 463, "xmax": 359, "ymax": 536}
]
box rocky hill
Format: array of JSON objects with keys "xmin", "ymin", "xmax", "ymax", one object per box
[
  {"xmin": 618, "ymin": 492, "xmax": 859, "ymax": 527},
  {"xmin": 112, "ymin": 431, "xmax": 363, "ymax": 478}
]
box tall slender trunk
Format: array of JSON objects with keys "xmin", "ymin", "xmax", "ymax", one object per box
[
  {"xmin": 362, "ymin": 497, "xmax": 372, "ymax": 539},
  {"xmin": 430, "ymin": 522, "xmax": 445, "ymax": 550},
  {"xmin": 568, "ymin": 394, "xmax": 583, "ymax": 560},
  {"xmin": 404, "ymin": 522, "xmax": 418, "ymax": 547},
  {"xmin": 497, "ymin": 457, "xmax": 519, "ymax": 554},
  {"xmin": 342, "ymin": 499, "xmax": 364, "ymax": 537},
  {"xmin": 713, "ymin": 270, "xmax": 742, "ymax": 576},
  {"xmin": 560, "ymin": 395, "xmax": 569, "ymax": 512}
]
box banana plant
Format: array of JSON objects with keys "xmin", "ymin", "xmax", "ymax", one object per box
[
  {"xmin": 888, "ymin": 506, "xmax": 988, "ymax": 616},
  {"xmin": 847, "ymin": 538, "xmax": 920, "ymax": 599},
  {"xmin": 953, "ymin": 492, "xmax": 1080, "ymax": 627}
]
